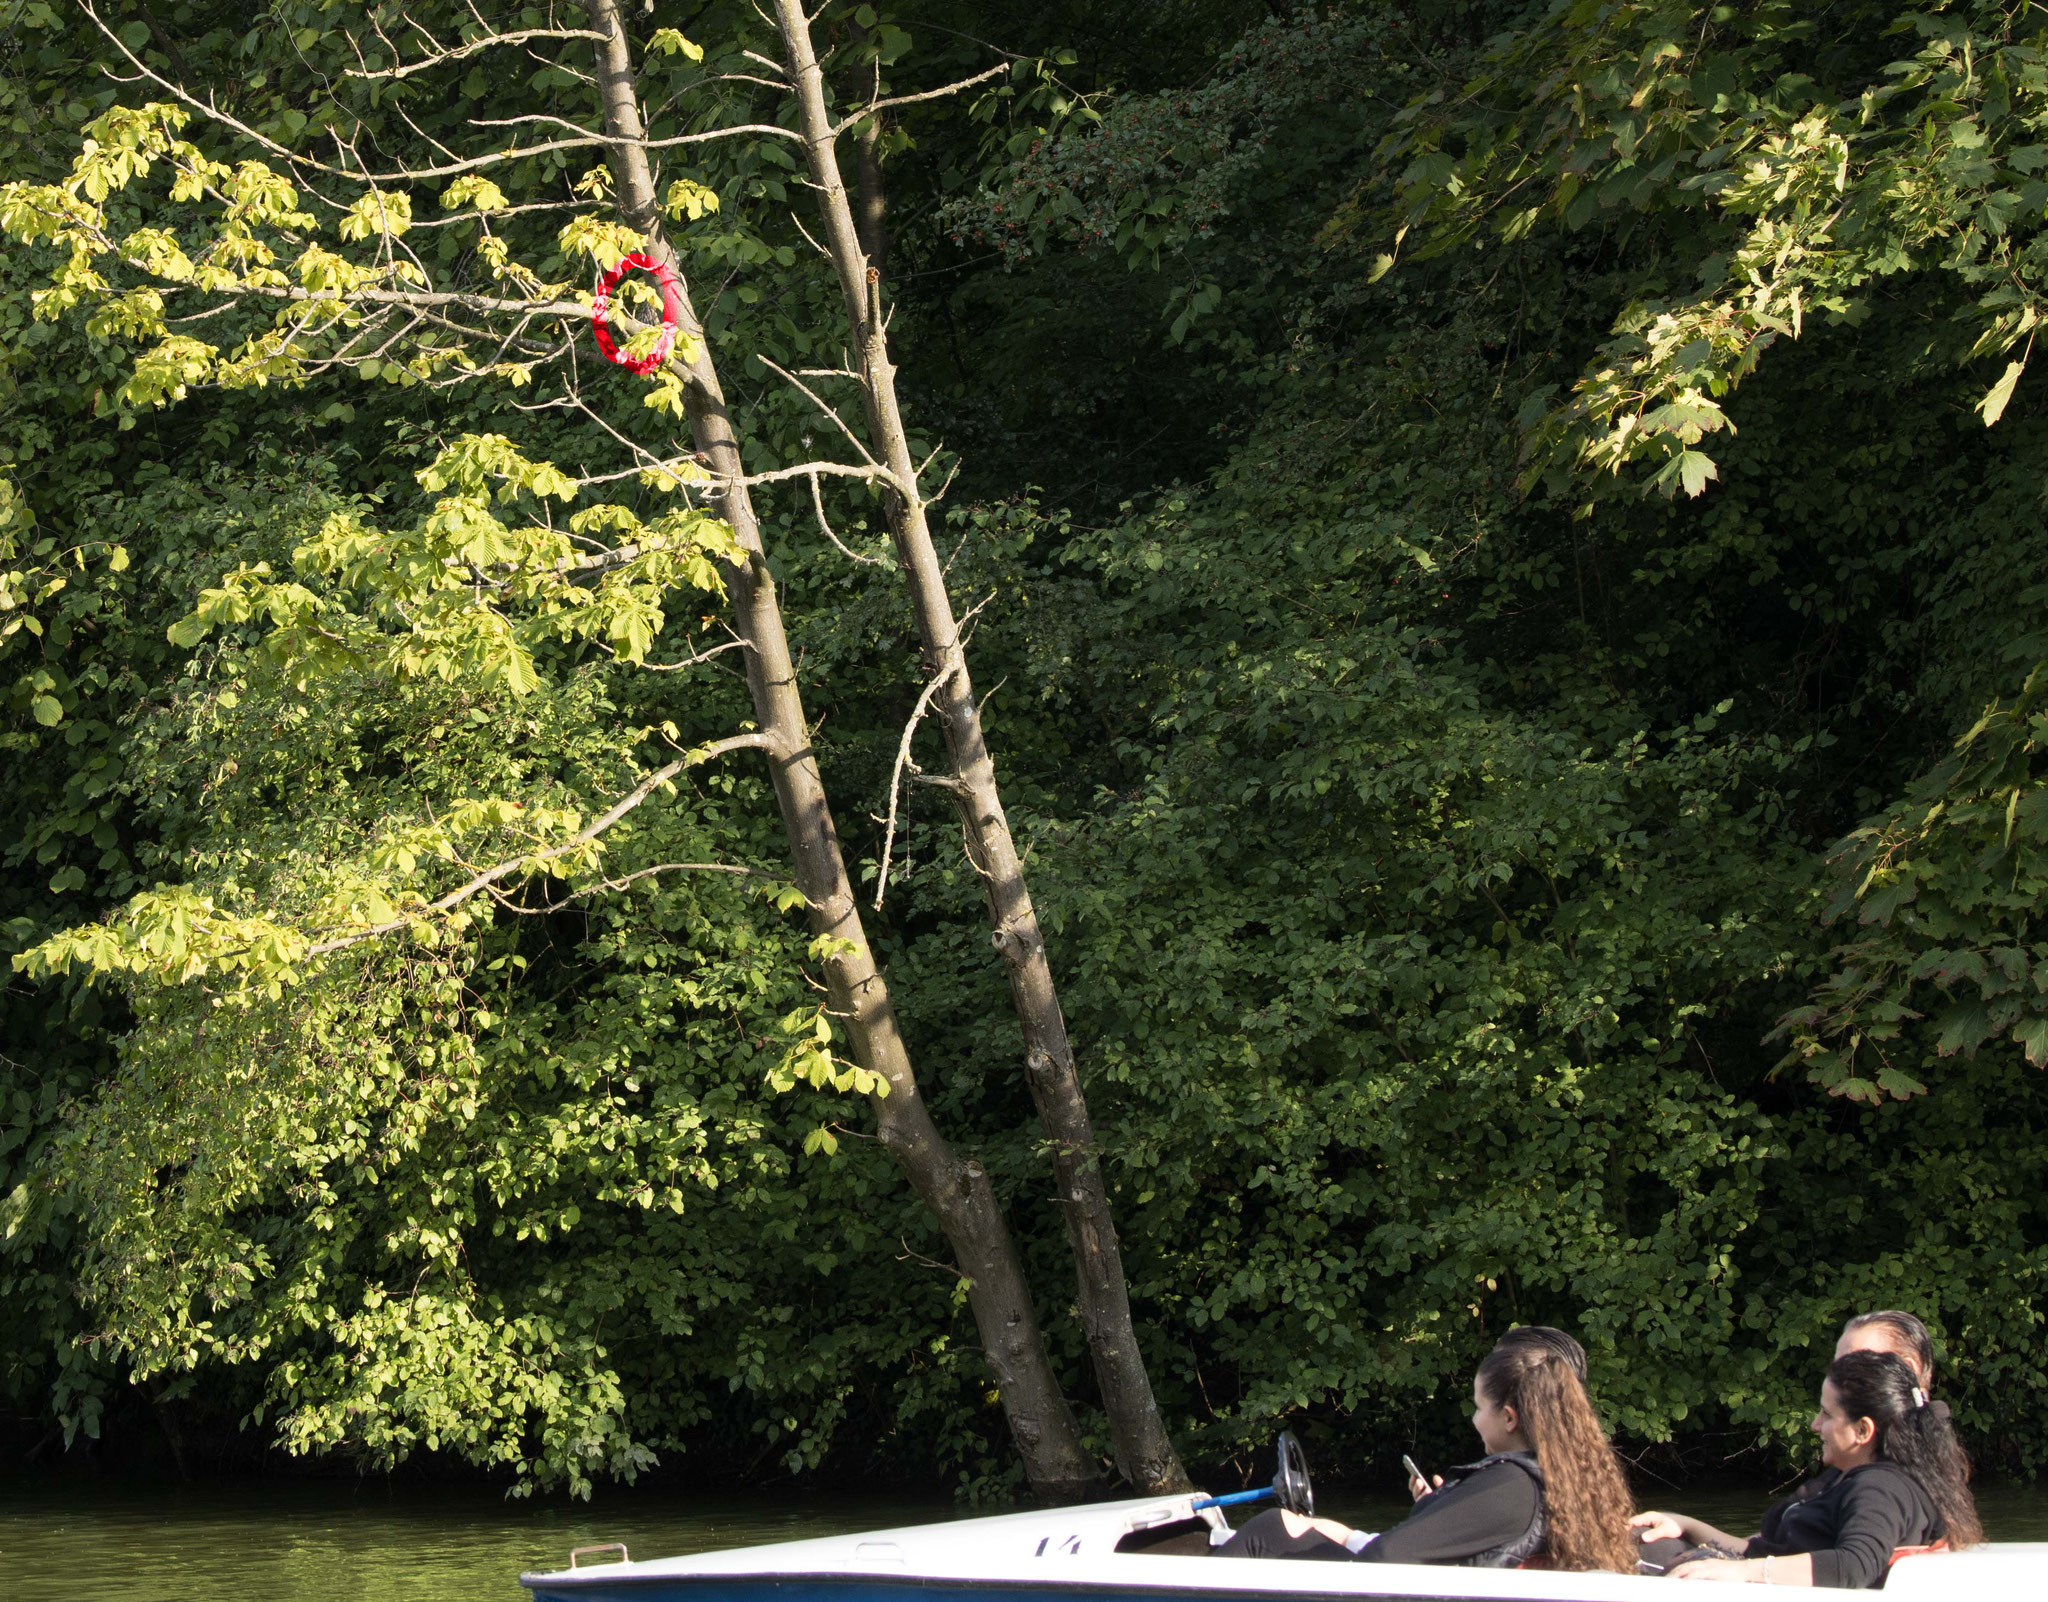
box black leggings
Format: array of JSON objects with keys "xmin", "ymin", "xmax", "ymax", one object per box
[
  {"xmin": 1215, "ymin": 1509, "xmax": 1356, "ymax": 1561},
  {"xmin": 1635, "ymin": 1537, "xmax": 1735, "ymax": 1574}
]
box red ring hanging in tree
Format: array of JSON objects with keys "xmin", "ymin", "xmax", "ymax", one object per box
[{"xmin": 591, "ymin": 252, "xmax": 683, "ymax": 373}]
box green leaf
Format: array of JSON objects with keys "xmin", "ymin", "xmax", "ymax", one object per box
[
  {"xmin": 648, "ymin": 28, "xmax": 704, "ymax": 62},
  {"xmin": 1978, "ymin": 359, "xmax": 2025, "ymax": 427},
  {"xmin": 30, "ymin": 694, "xmax": 61, "ymax": 726},
  {"xmin": 1677, "ymin": 449, "xmax": 1718, "ymax": 498},
  {"xmin": 1934, "ymin": 1001, "xmax": 1994, "ymax": 1057}
]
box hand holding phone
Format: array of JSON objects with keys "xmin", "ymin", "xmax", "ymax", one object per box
[{"xmin": 1401, "ymin": 1455, "xmax": 1436, "ymax": 1500}]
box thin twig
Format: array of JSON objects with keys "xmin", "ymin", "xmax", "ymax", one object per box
[
  {"xmin": 808, "ymin": 471, "xmax": 885, "ymax": 566},
  {"xmin": 830, "ymin": 64, "xmax": 1010, "ymax": 136},
  {"xmin": 344, "ymin": 27, "xmax": 609, "ymax": 80},
  {"xmin": 874, "ymin": 663, "xmax": 957, "ymax": 910},
  {"xmin": 609, "ymin": 637, "xmax": 752, "ymax": 672},
  {"xmin": 756, "ymin": 356, "xmax": 884, "ymax": 470}
]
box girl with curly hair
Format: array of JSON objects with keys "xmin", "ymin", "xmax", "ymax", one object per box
[{"xmin": 1217, "ymin": 1327, "xmax": 1636, "ymax": 1572}]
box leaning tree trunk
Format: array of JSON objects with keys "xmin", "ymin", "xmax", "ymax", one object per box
[
  {"xmin": 583, "ymin": 0, "xmax": 1099, "ymax": 1503},
  {"xmin": 770, "ymin": 1, "xmax": 1191, "ymax": 1496}
]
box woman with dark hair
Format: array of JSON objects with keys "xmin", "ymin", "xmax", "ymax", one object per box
[
  {"xmin": 1645, "ymin": 1310, "xmax": 1957, "ymax": 1574},
  {"xmin": 1633, "ymin": 1350, "xmax": 1979, "ymax": 1586},
  {"xmin": 1217, "ymin": 1328, "xmax": 1635, "ymax": 1571},
  {"xmin": 1837, "ymin": 1310, "xmax": 1934, "ymax": 1392}
]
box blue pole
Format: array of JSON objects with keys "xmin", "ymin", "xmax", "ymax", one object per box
[{"xmin": 1190, "ymin": 1488, "xmax": 1275, "ymax": 1511}]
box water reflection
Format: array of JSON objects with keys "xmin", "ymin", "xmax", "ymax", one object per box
[
  {"xmin": 0, "ymin": 1482, "xmax": 955, "ymax": 1602},
  {"xmin": 3, "ymin": 1477, "xmax": 2042, "ymax": 1601}
]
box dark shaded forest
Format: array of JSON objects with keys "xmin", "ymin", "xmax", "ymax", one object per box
[{"xmin": 2, "ymin": 0, "xmax": 2046, "ymax": 1499}]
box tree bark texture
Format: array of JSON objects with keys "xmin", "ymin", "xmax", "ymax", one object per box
[
  {"xmin": 582, "ymin": 0, "xmax": 1099, "ymax": 1503},
  {"xmin": 770, "ymin": 1, "xmax": 1191, "ymax": 1496}
]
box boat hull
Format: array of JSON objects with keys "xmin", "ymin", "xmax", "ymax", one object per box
[
  {"xmin": 521, "ymin": 1494, "xmax": 2048, "ymax": 1602},
  {"xmin": 527, "ymin": 1574, "xmax": 1623, "ymax": 1602}
]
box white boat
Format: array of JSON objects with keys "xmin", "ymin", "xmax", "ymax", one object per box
[{"xmin": 520, "ymin": 1490, "xmax": 2048, "ymax": 1602}]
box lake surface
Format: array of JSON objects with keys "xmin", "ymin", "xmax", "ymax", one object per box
[{"xmin": 3, "ymin": 1477, "xmax": 2045, "ymax": 1600}]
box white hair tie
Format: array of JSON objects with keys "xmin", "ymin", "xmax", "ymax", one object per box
[{"xmin": 1911, "ymin": 1387, "xmax": 1928, "ymax": 1409}]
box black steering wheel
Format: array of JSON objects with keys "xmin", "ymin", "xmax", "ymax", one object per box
[{"xmin": 1272, "ymin": 1430, "xmax": 1314, "ymax": 1516}]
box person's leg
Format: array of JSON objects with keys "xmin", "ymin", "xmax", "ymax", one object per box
[
  {"xmin": 1635, "ymin": 1539, "xmax": 1735, "ymax": 1575},
  {"xmin": 1634, "ymin": 1536, "xmax": 1692, "ymax": 1573},
  {"xmin": 1213, "ymin": 1510, "xmax": 1353, "ymax": 1561}
]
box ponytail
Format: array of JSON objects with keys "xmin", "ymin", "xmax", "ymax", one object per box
[
  {"xmin": 1826, "ymin": 1350, "xmax": 1981, "ymax": 1548},
  {"xmin": 1476, "ymin": 1335, "xmax": 1635, "ymax": 1572}
]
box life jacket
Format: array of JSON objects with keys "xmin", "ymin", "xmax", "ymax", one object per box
[
  {"xmin": 1434, "ymin": 1451, "xmax": 1547, "ymax": 1569},
  {"xmin": 1887, "ymin": 1540, "xmax": 1952, "ymax": 1568}
]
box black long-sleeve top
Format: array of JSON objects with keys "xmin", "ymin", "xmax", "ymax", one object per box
[
  {"xmin": 1746, "ymin": 1462, "xmax": 1939, "ymax": 1589},
  {"xmin": 1354, "ymin": 1458, "xmax": 1540, "ymax": 1566}
]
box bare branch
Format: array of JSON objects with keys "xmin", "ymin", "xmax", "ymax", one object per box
[
  {"xmin": 469, "ymin": 110, "xmax": 806, "ymax": 149},
  {"xmin": 832, "ymin": 63, "xmax": 1009, "ymax": 137},
  {"xmin": 540, "ymin": 392, "xmax": 697, "ymax": 485},
  {"xmin": 790, "ymin": 208, "xmax": 833, "ymax": 262},
  {"xmin": 704, "ymin": 71, "xmax": 793, "ymax": 94},
  {"xmin": 874, "ymin": 663, "xmax": 957, "ymax": 910},
  {"xmin": 925, "ymin": 456, "xmax": 963, "ymax": 506},
  {"xmin": 127, "ymin": 0, "xmax": 197, "ymax": 86},
  {"xmin": 73, "ymin": 0, "xmax": 798, "ymax": 186},
  {"xmin": 808, "ymin": 470, "xmax": 885, "ymax": 566},
  {"xmin": 756, "ymin": 356, "xmax": 882, "ymax": 469},
  {"xmin": 743, "ymin": 460, "xmax": 899, "ymax": 491},
  {"xmin": 396, "ymin": 199, "xmax": 590, "ymax": 228},
  {"xmin": 344, "ymin": 26, "xmax": 610, "ymax": 80},
  {"xmin": 566, "ymin": 453, "xmax": 905, "ymax": 496},
  {"xmin": 630, "ymin": 638, "xmax": 753, "ymax": 672},
  {"xmin": 524, "ymin": 43, "xmax": 597, "ymax": 87}
]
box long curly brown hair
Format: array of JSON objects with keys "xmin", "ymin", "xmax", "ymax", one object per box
[{"xmin": 1477, "ymin": 1337, "xmax": 1636, "ymax": 1572}]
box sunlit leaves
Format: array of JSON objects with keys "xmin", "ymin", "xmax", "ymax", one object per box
[
  {"xmin": 763, "ymin": 1005, "xmax": 888, "ymax": 1100},
  {"xmin": 338, "ymin": 189, "xmax": 414, "ymax": 242},
  {"xmin": 16, "ymin": 426, "xmax": 744, "ymax": 993},
  {"xmin": 663, "ymin": 178, "xmax": 721, "ymax": 221},
  {"xmin": 16, "ymin": 793, "xmax": 587, "ymax": 993},
  {"xmin": 648, "ymin": 29, "xmax": 705, "ymax": 63},
  {"xmin": 0, "ymin": 97, "xmax": 691, "ymax": 416},
  {"xmin": 115, "ymin": 334, "xmax": 216, "ymax": 407},
  {"xmin": 559, "ymin": 213, "xmax": 643, "ymax": 270},
  {"xmin": 438, "ymin": 175, "xmax": 508, "ymax": 215},
  {"xmin": 416, "ymin": 433, "xmax": 580, "ymax": 503},
  {"xmin": 1383, "ymin": 2, "xmax": 2048, "ymax": 495}
]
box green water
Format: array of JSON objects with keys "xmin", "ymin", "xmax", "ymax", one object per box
[
  {"xmin": 0, "ymin": 1483, "xmax": 956, "ymax": 1602},
  {"xmin": 3, "ymin": 1478, "xmax": 2044, "ymax": 1600}
]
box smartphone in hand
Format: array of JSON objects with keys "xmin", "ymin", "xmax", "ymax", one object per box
[{"xmin": 1401, "ymin": 1455, "xmax": 1432, "ymax": 1497}]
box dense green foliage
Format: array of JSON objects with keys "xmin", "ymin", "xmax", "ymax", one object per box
[{"xmin": 3, "ymin": 0, "xmax": 2047, "ymax": 1498}]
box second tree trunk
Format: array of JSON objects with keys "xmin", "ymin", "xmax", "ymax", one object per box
[{"xmin": 771, "ymin": 0, "xmax": 1190, "ymax": 1496}]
